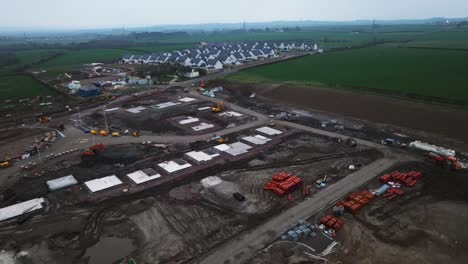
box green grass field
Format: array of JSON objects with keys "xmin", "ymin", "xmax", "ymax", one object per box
[
  {"xmin": 129, "ymin": 44, "xmax": 194, "ymax": 53},
  {"xmin": 0, "ymin": 75, "xmax": 57, "ymax": 100},
  {"xmin": 399, "ymin": 30, "xmax": 468, "ymax": 49},
  {"xmin": 40, "ymin": 48, "xmax": 136, "ymax": 68},
  {"xmin": 155, "ymin": 30, "xmax": 428, "ymax": 49},
  {"xmin": 228, "ymin": 45, "xmax": 468, "ymax": 103}
]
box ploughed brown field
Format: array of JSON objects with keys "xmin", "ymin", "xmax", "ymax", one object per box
[{"xmin": 256, "ymin": 85, "xmax": 468, "ymax": 142}]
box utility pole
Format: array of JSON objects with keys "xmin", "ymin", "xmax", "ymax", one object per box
[
  {"xmin": 35, "ymin": 136, "xmax": 42, "ymax": 162},
  {"xmin": 372, "ymin": 19, "xmax": 376, "ymax": 44},
  {"xmin": 77, "ymin": 106, "xmax": 81, "ymax": 125},
  {"xmin": 103, "ymin": 106, "xmax": 109, "ymax": 132}
]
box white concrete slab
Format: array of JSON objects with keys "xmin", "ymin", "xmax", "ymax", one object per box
[
  {"xmin": 256, "ymin": 126, "xmax": 283, "ymax": 136},
  {"xmin": 126, "ymin": 106, "xmax": 146, "ymax": 114},
  {"xmin": 178, "ymin": 97, "xmax": 196, "ymax": 103},
  {"xmin": 214, "ymin": 144, "xmax": 231, "ymax": 152},
  {"xmin": 185, "ymin": 150, "xmax": 220, "ymax": 162},
  {"xmin": 0, "ymin": 198, "xmax": 45, "ymax": 222},
  {"xmin": 219, "ymin": 111, "xmax": 243, "ymax": 117},
  {"xmin": 47, "ymin": 175, "xmax": 78, "ymax": 191},
  {"xmin": 223, "ymin": 142, "xmax": 253, "ymax": 156},
  {"xmin": 153, "ymin": 101, "xmax": 181, "ymax": 109},
  {"xmin": 178, "ymin": 117, "xmax": 200, "ymax": 125},
  {"xmin": 84, "ymin": 175, "xmax": 122, "ymax": 193},
  {"xmin": 158, "ymin": 160, "xmax": 192, "ymax": 173},
  {"xmin": 105, "ymin": 108, "xmax": 119, "ymax": 112},
  {"xmin": 127, "ymin": 170, "xmax": 161, "ymax": 184},
  {"xmin": 242, "ymin": 134, "xmax": 271, "ymax": 145},
  {"xmin": 192, "ymin": 122, "xmax": 214, "ymax": 131}
]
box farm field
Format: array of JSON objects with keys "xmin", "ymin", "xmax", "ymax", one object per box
[
  {"xmin": 0, "ymin": 75, "xmax": 57, "ymax": 100},
  {"xmin": 129, "ymin": 44, "xmax": 194, "ymax": 53},
  {"xmin": 399, "ymin": 29, "xmax": 468, "ymax": 49},
  {"xmin": 39, "ymin": 48, "xmax": 139, "ymax": 68},
  {"xmin": 228, "ymin": 45, "xmax": 468, "ymax": 104},
  {"xmin": 156, "ymin": 30, "xmax": 426, "ymax": 48}
]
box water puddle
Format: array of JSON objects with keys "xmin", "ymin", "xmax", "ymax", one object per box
[{"xmin": 84, "ymin": 237, "xmax": 135, "ymax": 264}]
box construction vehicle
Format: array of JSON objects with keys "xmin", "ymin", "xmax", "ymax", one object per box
[
  {"xmin": 425, "ymin": 152, "xmax": 462, "ymax": 170},
  {"xmin": 233, "ymin": 192, "xmax": 246, "ymax": 201},
  {"xmin": 100, "ymin": 130, "xmax": 108, "ymax": 136},
  {"xmin": 132, "ymin": 131, "xmax": 141, "ymax": 137},
  {"xmin": 199, "ymin": 80, "xmax": 206, "ymax": 88},
  {"xmin": 315, "ymin": 175, "xmax": 328, "ymax": 189},
  {"xmin": 111, "ymin": 132, "xmax": 121, "ymax": 137},
  {"xmin": 82, "ymin": 144, "xmax": 105, "ymax": 158},
  {"xmin": 211, "ymin": 101, "xmax": 224, "ymax": 113},
  {"xmin": 38, "ymin": 116, "xmax": 51, "ymax": 123},
  {"xmin": 90, "ymin": 129, "xmax": 99, "ymax": 135},
  {"xmin": 1, "ymin": 161, "xmax": 10, "ymax": 168},
  {"xmin": 216, "ymin": 137, "xmax": 228, "ymax": 144},
  {"xmin": 345, "ymin": 138, "xmax": 357, "ymax": 147}
]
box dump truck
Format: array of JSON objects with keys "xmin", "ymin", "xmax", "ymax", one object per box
[
  {"xmin": 100, "ymin": 130, "xmax": 108, "ymax": 136},
  {"xmin": 211, "ymin": 101, "xmax": 224, "ymax": 113}
]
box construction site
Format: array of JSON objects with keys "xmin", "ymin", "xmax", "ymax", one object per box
[{"xmin": 0, "ymin": 80, "xmax": 467, "ymax": 264}]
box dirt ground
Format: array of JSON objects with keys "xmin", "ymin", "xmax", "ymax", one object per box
[
  {"xmin": 250, "ymin": 162, "xmax": 468, "ymax": 264},
  {"xmin": 261, "ymin": 84, "xmax": 468, "ymax": 141},
  {"xmin": 210, "ymin": 80, "xmax": 468, "ymax": 151},
  {"xmin": 0, "ymin": 131, "xmax": 378, "ymax": 264},
  {"xmin": 83, "ymin": 93, "xmax": 253, "ymax": 136},
  {"xmin": 0, "ymin": 127, "xmax": 53, "ymax": 160},
  {"xmin": 328, "ymin": 162, "xmax": 468, "ymax": 264}
]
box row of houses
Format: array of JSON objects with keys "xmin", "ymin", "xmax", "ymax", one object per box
[{"xmin": 120, "ymin": 41, "xmax": 320, "ymax": 71}]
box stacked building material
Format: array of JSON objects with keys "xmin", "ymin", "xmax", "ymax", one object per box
[
  {"xmin": 282, "ymin": 221, "xmax": 316, "ymax": 241},
  {"xmin": 337, "ymin": 190, "xmax": 376, "ymax": 214},
  {"xmin": 383, "ymin": 187, "xmax": 405, "ymax": 200},
  {"xmin": 379, "ymin": 170, "xmax": 423, "ymax": 187},
  {"xmin": 320, "ymin": 215, "xmax": 344, "ymax": 231},
  {"xmin": 263, "ymin": 172, "xmax": 303, "ymax": 196}
]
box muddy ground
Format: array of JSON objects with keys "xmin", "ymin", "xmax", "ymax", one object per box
[
  {"xmin": 209, "ymin": 80, "xmax": 468, "ymax": 152},
  {"xmin": 0, "ymin": 127, "xmax": 53, "ymax": 160},
  {"xmin": 83, "ymin": 93, "xmax": 253, "ymax": 135},
  {"xmin": 0, "ymin": 131, "xmax": 378, "ymax": 264},
  {"xmin": 250, "ymin": 162, "xmax": 468, "ymax": 264},
  {"xmin": 329, "ymin": 163, "xmax": 468, "ymax": 264}
]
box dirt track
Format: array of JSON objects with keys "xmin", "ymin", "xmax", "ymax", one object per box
[{"xmin": 255, "ymin": 85, "xmax": 468, "ymax": 142}]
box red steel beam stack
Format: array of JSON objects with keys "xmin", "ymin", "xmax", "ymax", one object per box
[
  {"xmin": 263, "ymin": 172, "xmax": 303, "ymax": 197},
  {"xmin": 380, "ymin": 170, "xmax": 423, "ymax": 188},
  {"xmin": 320, "ymin": 214, "xmax": 345, "ymax": 231},
  {"xmin": 339, "ymin": 190, "xmax": 376, "ymax": 214}
]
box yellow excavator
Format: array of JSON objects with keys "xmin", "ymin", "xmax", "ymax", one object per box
[
  {"xmin": 0, "ymin": 161, "xmax": 10, "ymax": 168},
  {"xmin": 211, "ymin": 101, "xmax": 224, "ymax": 113},
  {"xmin": 216, "ymin": 137, "xmax": 228, "ymax": 144},
  {"xmin": 111, "ymin": 132, "xmax": 121, "ymax": 137}
]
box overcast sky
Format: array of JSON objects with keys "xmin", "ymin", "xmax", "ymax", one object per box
[{"xmin": 2, "ymin": 0, "xmax": 468, "ymax": 29}]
